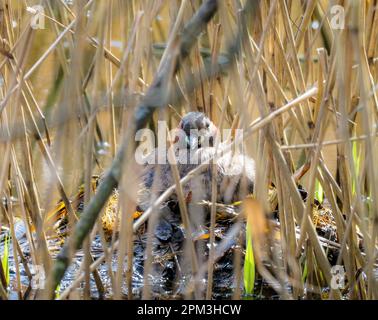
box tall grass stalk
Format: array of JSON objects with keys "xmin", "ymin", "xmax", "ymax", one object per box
[{"xmin": 0, "ymin": 0, "xmax": 377, "ymax": 300}]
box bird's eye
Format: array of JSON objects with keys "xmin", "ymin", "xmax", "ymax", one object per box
[{"xmin": 206, "ymin": 122, "xmax": 210, "ymax": 128}]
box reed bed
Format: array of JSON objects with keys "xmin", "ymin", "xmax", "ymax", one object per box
[{"xmin": 0, "ymin": 0, "xmax": 377, "ymax": 300}]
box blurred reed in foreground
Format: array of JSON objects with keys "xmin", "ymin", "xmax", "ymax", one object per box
[{"xmin": 0, "ymin": 0, "xmax": 377, "ymax": 300}]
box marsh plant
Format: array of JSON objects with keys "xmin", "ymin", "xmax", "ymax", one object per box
[{"xmin": 0, "ymin": 0, "xmax": 377, "ymax": 300}]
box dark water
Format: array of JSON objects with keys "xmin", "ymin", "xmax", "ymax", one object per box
[
  {"xmin": 1, "ymin": 206, "xmax": 251, "ymax": 300},
  {"xmin": 1, "ymin": 188, "xmax": 349, "ymax": 300}
]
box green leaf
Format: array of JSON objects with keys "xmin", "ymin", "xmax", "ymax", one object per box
[
  {"xmin": 244, "ymin": 223, "xmax": 255, "ymax": 296},
  {"xmin": 302, "ymin": 261, "xmax": 308, "ymax": 284},
  {"xmin": 315, "ymin": 179, "xmax": 323, "ymax": 204},
  {"xmin": 55, "ymin": 284, "xmax": 61, "ymax": 299},
  {"xmin": 1, "ymin": 234, "xmax": 10, "ymax": 286},
  {"xmin": 352, "ymin": 140, "xmax": 361, "ymax": 195}
]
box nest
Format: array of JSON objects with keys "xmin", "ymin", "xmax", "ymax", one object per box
[{"xmin": 45, "ymin": 176, "xmax": 338, "ymax": 246}]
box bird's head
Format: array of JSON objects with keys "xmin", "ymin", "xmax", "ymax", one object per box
[{"xmin": 177, "ymin": 112, "xmax": 217, "ymax": 150}]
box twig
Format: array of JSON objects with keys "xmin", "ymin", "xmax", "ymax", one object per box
[{"xmin": 45, "ymin": 0, "xmax": 219, "ymax": 299}]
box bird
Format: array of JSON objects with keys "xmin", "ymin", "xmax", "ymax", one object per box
[
  {"xmin": 136, "ymin": 111, "xmax": 256, "ymax": 216},
  {"xmin": 44, "ymin": 112, "xmax": 256, "ymax": 240}
]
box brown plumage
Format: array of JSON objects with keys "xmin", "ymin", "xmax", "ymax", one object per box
[{"xmin": 137, "ymin": 112, "xmax": 256, "ymax": 213}]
